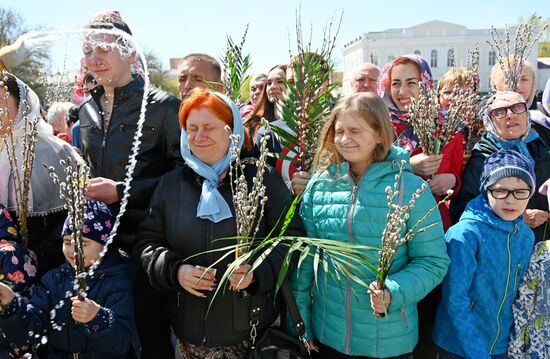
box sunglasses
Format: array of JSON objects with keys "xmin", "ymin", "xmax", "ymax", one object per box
[{"xmin": 489, "ymin": 102, "xmax": 527, "ymax": 119}]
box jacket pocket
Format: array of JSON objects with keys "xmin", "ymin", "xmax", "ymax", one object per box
[
  {"xmin": 232, "ymin": 291, "xmax": 252, "ymax": 333},
  {"xmin": 470, "ymin": 300, "xmax": 475, "ymax": 311}
]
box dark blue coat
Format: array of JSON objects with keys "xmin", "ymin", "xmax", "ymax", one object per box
[{"xmin": 0, "ymin": 252, "xmax": 135, "ymax": 358}]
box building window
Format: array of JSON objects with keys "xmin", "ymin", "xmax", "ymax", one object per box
[
  {"xmin": 430, "ymin": 50, "xmax": 438, "ymax": 68},
  {"xmin": 414, "ymin": 49, "xmax": 421, "ymax": 55},
  {"xmin": 488, "ymin": 51, "xmax": 496, "ymax": 66},
  {"xmin": 370, "ymin": 52, "xmax": 379, "ymax": 66},
  {"xmin": 387, "ymin": 53, "xmax": 395, "ymax": 63},
  {"xmin": 447, "ymin": 48, "xmax": 455, "ymax": 67}
]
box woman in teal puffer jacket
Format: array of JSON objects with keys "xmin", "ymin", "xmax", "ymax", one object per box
[{"xmin": 291, "ymin": 92, "xmax": 450, "ymax": 359}]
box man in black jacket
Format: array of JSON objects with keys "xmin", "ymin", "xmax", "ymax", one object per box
[{"xmin": 78, "ymin": 11, "xmax": 180, "ymax": 358}]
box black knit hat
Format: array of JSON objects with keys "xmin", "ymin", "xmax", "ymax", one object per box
[{"xmin": 480, "ymin": 149, "xmax": 536, "ymax": 195}]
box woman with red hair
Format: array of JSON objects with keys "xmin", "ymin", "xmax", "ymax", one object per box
[{"xmin": 136, "ymin": 88, "xmax": 304, "ymax": 358}]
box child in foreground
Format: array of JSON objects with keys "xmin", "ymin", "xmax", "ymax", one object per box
[
  {"xmin": 433, "ymin": 149, "xmax": 536, "ymax": 359},
  {"xmin": 0, "ymin": 200, "xmax": 135, "ymax": 358}
]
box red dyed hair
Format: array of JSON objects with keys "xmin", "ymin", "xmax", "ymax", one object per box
[
  {"xmin": 179, "ymin": 88, "xmax": 251, "ymax": 150},
  {"xmin": 389, "ymin": 57, "xmax": 421, "ymax": 82}
]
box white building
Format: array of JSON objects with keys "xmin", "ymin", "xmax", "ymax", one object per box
[{"xmin": 342, "ymin": 20, "xmax": 540, "ymax": 94}]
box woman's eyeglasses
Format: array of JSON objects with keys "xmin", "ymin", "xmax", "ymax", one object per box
[
  {"xmin": 489, "ymin": 102, "xmax": 527, "ymax": 119},
  {"xmin": 488, "ymin": 187, "xmax": 531, "ymax": 200}
]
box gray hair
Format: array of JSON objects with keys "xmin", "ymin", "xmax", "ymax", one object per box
[{"xmin": 46, "ymin": 102, "xmax": 73, "ymax": 130}]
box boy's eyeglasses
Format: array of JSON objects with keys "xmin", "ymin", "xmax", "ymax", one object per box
[
  {"xmin": 487, "ymin": 187, "xmax": 531, "ymax": 200},
  {"xmin": 489, "ymin": 102, "xmax": 527, "ymax": 119}
]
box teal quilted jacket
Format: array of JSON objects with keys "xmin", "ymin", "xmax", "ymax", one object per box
[{"xmin": 291, "ymin": 146, "xmax": 450, "ymax": 358}]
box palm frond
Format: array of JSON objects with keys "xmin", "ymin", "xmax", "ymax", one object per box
[{"xmin": 273, "ymin": 10, "xmax": 343, "ymax": 171}]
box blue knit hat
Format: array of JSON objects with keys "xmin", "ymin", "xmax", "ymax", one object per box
[
  {"xmin": 62, "ymin": 200, "xmax": 114, "ymax": 245},
  {"xmin": 480, "ymin": 149, "xmax": 536, "ymax": 196}
]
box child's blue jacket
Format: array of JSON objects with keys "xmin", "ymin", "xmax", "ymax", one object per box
[
  {"xmin": 434, "ymin": 195, "xmax": 534, "ymax": 358},
  {"xmin": 0, "ymin": 251, "xmax": 135, "ymax": 358}
]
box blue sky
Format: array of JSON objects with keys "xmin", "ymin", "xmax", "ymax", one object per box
[{"xmin": 3, "ymin": 0, "xmax": 549, "ymax": 73}]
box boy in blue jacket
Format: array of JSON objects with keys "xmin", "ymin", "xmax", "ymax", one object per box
[
  {"xmin": 433, "ymin": 149, "xmax": 536, "ymax": 359},
  {"xmin": 0, "ymin": 201, "xmax": 135, "ymax": 358}
]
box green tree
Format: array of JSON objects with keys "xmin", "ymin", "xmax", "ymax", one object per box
[
  {"xmin": 0, "ymin": 7, "xmax": 49, "ymax": 99},
  {"xmin": 143, "ymin": 49, "xmax": 179, "ymax": 97}
]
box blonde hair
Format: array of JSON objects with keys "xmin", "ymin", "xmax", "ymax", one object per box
[
  {"xmin": 312, "ymin": 92, "xmax": 394, "ymax": 173},
  {"xmin": 437, "ymin": 67, "xmax": 470, "ymax": 95},
  {"xmin": 490, "ymin": 58, "xmax": 537, "ymax": 106}
]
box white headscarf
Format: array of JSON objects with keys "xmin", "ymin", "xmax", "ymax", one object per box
[{"xmin": 0, "ymin": 74, "xmax": 83, "ymax": 216}]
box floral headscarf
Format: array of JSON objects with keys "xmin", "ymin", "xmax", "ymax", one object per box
[
  {"xmin": 0, "ymin": 204, "xmax": 37, "ymax": 298},
  {"xmin": 377, "ymin": 54, "xmax": 433, "ymax": 151}
]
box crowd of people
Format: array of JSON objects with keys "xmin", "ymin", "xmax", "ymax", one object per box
[{"xmin": 0, "ymin": 9, "xmax": 549, "ymax": 359}]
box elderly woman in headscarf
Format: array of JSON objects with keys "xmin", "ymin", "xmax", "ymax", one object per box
[
  {"xmin": 0, "ymin": 72, "xmax": 82, "ymax": 278},
  {"xmin": 450, "ymin": 90, "xmax": 550, "ymax": 242},
  {"xmin": 136, "ymin": 88, "xmax": 304, "ymax": 359}
]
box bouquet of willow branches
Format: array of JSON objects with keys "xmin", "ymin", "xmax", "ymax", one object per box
[
  {"xmin": 46, "ymin": 158, "xmax": 89, "ymax": 300},
  {"xmin": 0, "ymin": 73, "xmax": 38, "ymax": 247},
  {"xmin": 376, "ymin": 161, "xmax": 452, "ymax": 317},
  {"xmin": 226, "ymin": 121, "xmax": 270, "ymax": 260},
  {"xmin": 408, "ymin": 83, "xmax": 462, "ymax": 155},
  {"xmin": 488, "ymin": 14, "xmax": 548, "ymax": 91},
  {"xmin": 192, "ymin": 124, "xmax": 380, "ymax": 301},
  {"xmin": 191, "ymin": 191, "xmax": 379, "ymax": 307},
  {"xmin": 272, "ymin": 10, "xmax": 342, "ymax": 171},
  {"xmin": 462, "ymin": 46, "xmax": 483, "ymax": 136},
  {"xmin": 219, "ymin": 25, "xmax": 252, "ymax": 108}
]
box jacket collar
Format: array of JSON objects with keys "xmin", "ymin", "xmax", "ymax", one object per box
[
  {"xmin": 461, "ymin": 194, "xmax": 524, "ymax": 234},
  {"xmin": 90, "ymin": 74, "xmax": 145, "ymax": 105},
  {"xmin": 327, "ymin": 145, "xmax": 412, "ymax": 181}
]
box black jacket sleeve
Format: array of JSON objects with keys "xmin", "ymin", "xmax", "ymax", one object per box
[
  {"xmin": 247, "ymin": 167, "xmax": 305, "ymax": 294},
  {"xmin": 449, "ymin": 154, "xmax": 484, "ymax": 223},
  {"xmin": 134, "ymin": 171, "xmax": 184, "ymax": 292}
]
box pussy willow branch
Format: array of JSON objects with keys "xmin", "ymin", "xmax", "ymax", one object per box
[
  {"xmin": 221, "ymin": 24, "xmax": 251, "ymax": 108},
  {"xmin": 376, "ymin": 160, "xmax": 452, "ymax": 317},
  {"xmin": 488, "ymin": 14, "xmax": 548, "ymax": 91},
  {"xmin": 278, "ymin": 9, "xmax": 342, "ymax": 171},
  {"xmin": 408, "ymin": 83, "xmax": 461, "ymax": 155},
  {"xmin": 1, "ymin": 75, "xmax": 38, "ymax": 247},
  {"xmin": 226, "ymin": 120, "xmax": 270, "ymax": 259},
  {"xmin": 46, "ymin": 158, "xmax": 89, "ymax": 300}
]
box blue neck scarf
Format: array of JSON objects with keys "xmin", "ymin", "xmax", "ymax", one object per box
[
  {"xmin": 180, "ymin": 92, "xmax": 245, "ymax": 223},
  {"xmin": 486, "ymin": 131, "xmax": 538, "ymax": 167}
]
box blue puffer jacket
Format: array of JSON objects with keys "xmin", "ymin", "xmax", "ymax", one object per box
[
  {"xmin": 433, "ymin": 195, "xmax": 534, "ymax": 359},
  {"xmin": 0, "ymin": 251, "xmax": 136, "ymax": 358},
  {"xmin": 292, "ymin": 146, "xmax": 449, "ymax": 358}
]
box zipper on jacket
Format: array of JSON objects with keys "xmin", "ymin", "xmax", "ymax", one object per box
[
  {"xmin": 513, "ymin": 264, "xmax": 521, "ymax": 291},
  {"xmin": 400, "ymin": 308, "xmax": 408, "ymax": 328},
  {"xmin": 203, "ymin": 220, "xmax": 215, "ymax": 347},
  {"xmin": 489, "ymin": 230, "xmax": 514, "ymax": 354},
  {"xmin": 344, "ymin": 183, "xmax": 358, "ymax": 355}
]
